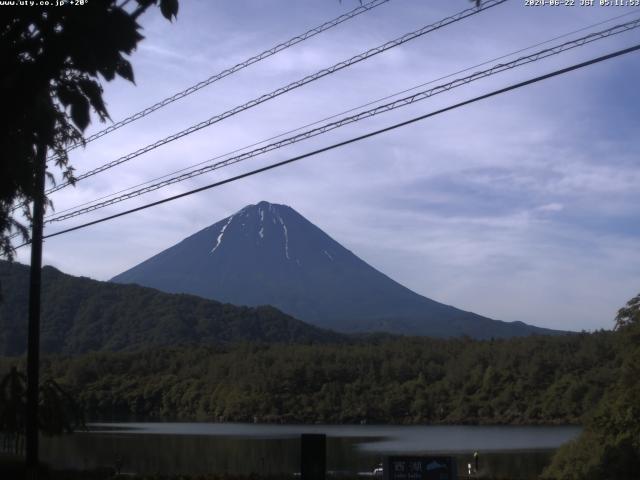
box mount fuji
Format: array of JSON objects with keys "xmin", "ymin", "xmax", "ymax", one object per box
[{"xmin": 111, "ymin": 201, "xmax": 556, "ymax": 338}]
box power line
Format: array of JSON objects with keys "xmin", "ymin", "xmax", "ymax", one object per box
[
  {"xmin": 44, "ymin": 18, "xmax": 640, "ymax": 224},
  {"xmin": 45, "ymin": 0, "xmax": 393, "ymax": 162},
  {"xmin": 45, "ymin": 0, "xmax": 507, "ymax": 195},
  {"xmin": 16, "ymin": 42, "xmax": 638, "ymax": 248},
  {"xmin": 45, "ymin": 9, "xmax": 640, "ymax": 221},
  {"xmin": 9, "ymin": 0, "xmax": 396, "ymax": 217}
]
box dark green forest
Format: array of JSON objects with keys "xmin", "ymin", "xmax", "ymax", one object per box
[
  {"xmin": 2, "ymin": 258, "xmax": 638, "ymax": 477},
  {"xmin": 0, "ymin": 329, "xmax": 621, "ymax": 425},
  {"xmin": 541, "ymin": 317, "xmax": 640, "ymax": 479},
  {"xmin": 2, "ymin": 300, "xmax": 639, "ymax": 478},
  {"xmin": 0, "ymin": 261, "xmax": 344, "ymax": 355}
]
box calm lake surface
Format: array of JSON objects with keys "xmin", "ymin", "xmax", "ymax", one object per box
[{"xmin": 40, "ymin": 423, "xmax": 581, "ymax": 479}]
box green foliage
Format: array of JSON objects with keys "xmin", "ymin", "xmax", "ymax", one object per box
[
  {"xmin": 614, "ymin": 293, "xmax": 640, "ymax": 331},
  {"xmin": 543, "ymin": 321, "xmax": 640, "ymax": 480},
  {"xmin": 39, "ymin": 377, "xmax": 86, "ymax": 436},
  {"xmin": 0, "ymin": 329, "xmax": 622, "ymax": 426},
  {"xmin": 0, "ymin": 0, "xmax": 178, "ymax": 259},
  {"xmin": 0, "ymin": 367, "xmax": 84, "ymax": 454},
  {"xmin": 0, "ymin": 261, "xmax": 344, "ymax": 355},
  {"xmin": 0, "ymin": 367, "xmax": 26, "ymax": 438}
]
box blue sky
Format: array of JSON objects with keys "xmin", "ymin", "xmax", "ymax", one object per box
[{"xmin": 15, "ymin": 0, "xmax": 640, "ymax": 331}]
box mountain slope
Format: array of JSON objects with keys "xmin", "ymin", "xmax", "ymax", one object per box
[
  {"xmin": 112, "ymin": 201, "xmax": 557, "ymax": 338},
  {"xmin": 0, "ymin": 260, "xmax": 344, "ymax": 356}
]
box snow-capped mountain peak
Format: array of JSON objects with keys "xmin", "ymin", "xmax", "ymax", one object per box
[{"xmin": 112, "ymin": 201, "xmax": 556, "ymax": 339}]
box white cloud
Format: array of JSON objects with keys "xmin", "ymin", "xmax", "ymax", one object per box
[
  {"xmin": 536, "ymin": 203, "xmax": 564, "ymax": 213},
  {"xmin": 13, "ymin": 0, "xmax": 640, "ymax": 332}
]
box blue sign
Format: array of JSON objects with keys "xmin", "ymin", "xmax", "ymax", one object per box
[{"xmin": 384, "ymin": 456, "xmax": 457, "ymax": 480}]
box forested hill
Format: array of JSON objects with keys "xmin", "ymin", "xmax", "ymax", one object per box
[
  {"xmin": 0, "ymin": 261, "xmax": 345, "ymax": 356},
  {"xmin": 3, "ymin": 329, "xmax": 619, "ymax": 426}
]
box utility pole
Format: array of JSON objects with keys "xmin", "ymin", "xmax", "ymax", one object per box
[{"xmin": 26, "ymin": 143, "xmax": 46, "ymax": 477}]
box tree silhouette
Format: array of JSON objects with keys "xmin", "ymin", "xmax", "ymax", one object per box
[
  {"xmin": 543, "ymin": 296, "xmax": 640, "ymax": 479},
  {"xmin": 39, "ymin": 378, "xmax": 85, "ymax": 436},
  {"xmin": 0, "ymin": 0, "xmax": 179, "ymax": 260},
  {"xmin": 0, "ymin": 367, "xmax": 85, "ymax": 455},
  {"xmin": 615, "ymin": 293, "xmax": 640, "ymax": 331},
  {"xmin": 0, "ymin": 367, "xmax": 26, "ymax": 454}
]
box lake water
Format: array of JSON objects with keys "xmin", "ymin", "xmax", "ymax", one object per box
[{"xmin": 40, "ymin": 423, "xmax": 581, "ymax": 479}]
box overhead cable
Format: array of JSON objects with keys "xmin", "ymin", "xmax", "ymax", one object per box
[
  {"xmin": 46, "ymin": 0, "xmax": 393, "ymax": 162},
  {"xmin": 45, "ymin": 0, "xmax": 508, "ymax": 195},
  {"xmin": 44, "ymin": 18, "xmax": 640, "ymax": 224},
  {"xmin": 17, "ymin": 42, "xmax": 638, "ymax": 247},
  {"xmin": 45, "ymin": 9, "xmax": 640, "ymax": 220}
]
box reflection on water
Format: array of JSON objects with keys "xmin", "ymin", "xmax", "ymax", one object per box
[{"xmin": 40, "ymin": 423, "xmax": 581, "ymax": 479}]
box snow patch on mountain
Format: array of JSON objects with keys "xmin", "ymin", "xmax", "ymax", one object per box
[
  {"xmin": 211, "ymin": 215, "xmax": 234, "ymax": 254},
  {"xmin": 282, "ymin": 222, "xmax": 290, "ymax": 260},
  {"xmin": 273, "ymin": 209, "xmax": 291, "ymax": 260}
]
